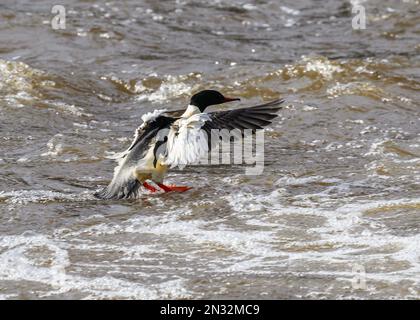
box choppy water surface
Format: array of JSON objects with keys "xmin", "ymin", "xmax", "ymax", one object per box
[{"xmin": 0, "ymin": 0, "xmax": 419, "ymax": 299}]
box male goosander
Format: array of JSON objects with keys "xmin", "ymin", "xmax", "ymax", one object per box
[{"xmin": 95, "ymin": 90, "xmax": 284, "ymax": 199}]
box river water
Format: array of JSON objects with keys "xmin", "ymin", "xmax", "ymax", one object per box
[{"xmin": 0, "ymin": 0, "xmax": 419, "ymax": 299}]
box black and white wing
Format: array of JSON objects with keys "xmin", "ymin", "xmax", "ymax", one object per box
[
  {"xmin": 162, "ymin": 98, "xmax": 284, "ymax": 169},
  {"xmin": 95, "ymin": 111, "xmax": 175, "ymax": 200},
  {"xmin": 202, "ymin": 98, "xmax": 284, "ymax": 134}
]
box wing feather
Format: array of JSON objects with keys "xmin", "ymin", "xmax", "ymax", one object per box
[
  {"xmin": 163, "ymin": 114, "xmax": 210, "ymax": 168},
  {"xmin": 162, "ymin": 98, "xmax": 284, "ymax": 168},
  {"xmin": 202, "ymin": 98, "xmax": 284, "ymax": 134},
  {"xmin": 95, "ymin": 114, "xmax": 175, "ymax": 199}
]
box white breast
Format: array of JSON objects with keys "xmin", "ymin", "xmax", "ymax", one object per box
[
  {"xmin": 180, "ymin": 104, "xmax": 201, "ymax": 118},
  {"xmin": 163, "ymin": 112, "xmax": 210, "ymax": 169}
]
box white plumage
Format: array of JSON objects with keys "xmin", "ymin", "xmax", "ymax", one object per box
[
  {"xmin": 141, "ymin": 108, "xmax": 167, "ymax": 125},
  {"xmin": 163, "ymin": 113, "xmax": 210, "ymax": 169}
]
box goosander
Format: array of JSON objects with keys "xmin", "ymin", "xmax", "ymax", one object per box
[{"xmin": 95, "ymin": 90, "xmax": 284, "ymax": 199}]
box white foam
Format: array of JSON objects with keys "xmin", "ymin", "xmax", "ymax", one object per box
[
  {"xmin": 280, "ymin": 6, "xmax": 300, "ymax": 15},
  {"xmin": 2, "ymin": 186, "xmax": 418, "ymax": 298},
  {"xmin": 221, "ymin": 189, "xmax": 420, "ymax": 285},
  {"xmin": 141, "ymin": 108, "xmax": 167, "ymax": 123},
  {"xmin": 303, "ymin": 57, "xmax": 344, "ymax": 80},
  {"xmin": 137, "ymin": 75, "xmax": 195, "ymax": 103},
  {"xmin": 275, "ymin": 175, "xmax": 326, "ymax": 186},
  {"xmin": 0, "ymin": 190, "xmax": 95, "ymax": 205},
  {"xmin": 0, "ymin": 234, "xmax": 190, "ymax": 299}
]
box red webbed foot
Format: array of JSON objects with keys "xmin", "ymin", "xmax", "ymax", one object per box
[
  {"xmin": 157, "ymin": 183, "xmax": 192, "ymax": 193},
  {"xmin": 143, "ymin": 181, "xmax": 158, "ymax": 193}
]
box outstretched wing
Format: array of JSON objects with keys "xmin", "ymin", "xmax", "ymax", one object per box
[
  {"xmin": 202, "ymin": 98, "xmax": 284, "ymax": 133},
  {"xmin": 95, "ymin": 113, "xmax": 175, "ymax": 200},
  {"xmin": 162, "ymin": 98, "xmax": 284, "ymax": 169}
]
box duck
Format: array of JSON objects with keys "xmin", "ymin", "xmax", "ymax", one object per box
[{"xmin": 95, "ymin": 90, "xmax": 284, "ymax": 199}]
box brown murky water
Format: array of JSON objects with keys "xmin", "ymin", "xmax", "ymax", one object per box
[{"xmin": 0, "ymin": 0, "xmax": 419, "ymax": 299}]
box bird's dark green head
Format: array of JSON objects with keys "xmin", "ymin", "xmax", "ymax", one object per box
[{"xmin": 190, "ymin": 90, "xmax": 240, "ymax": 112}]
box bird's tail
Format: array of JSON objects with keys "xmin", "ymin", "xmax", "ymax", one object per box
[
  {"xmin": 94, "ymin": 177, "xmax": 142, "ymax": 200},
  {"xmin": 94, "ymin": 157, "xmax": 142, "ymax": 200}
]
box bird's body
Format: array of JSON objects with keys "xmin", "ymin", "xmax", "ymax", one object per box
[{"xmin": 95, "ymin": 90, "xmax": 284, "ymax": 199}]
